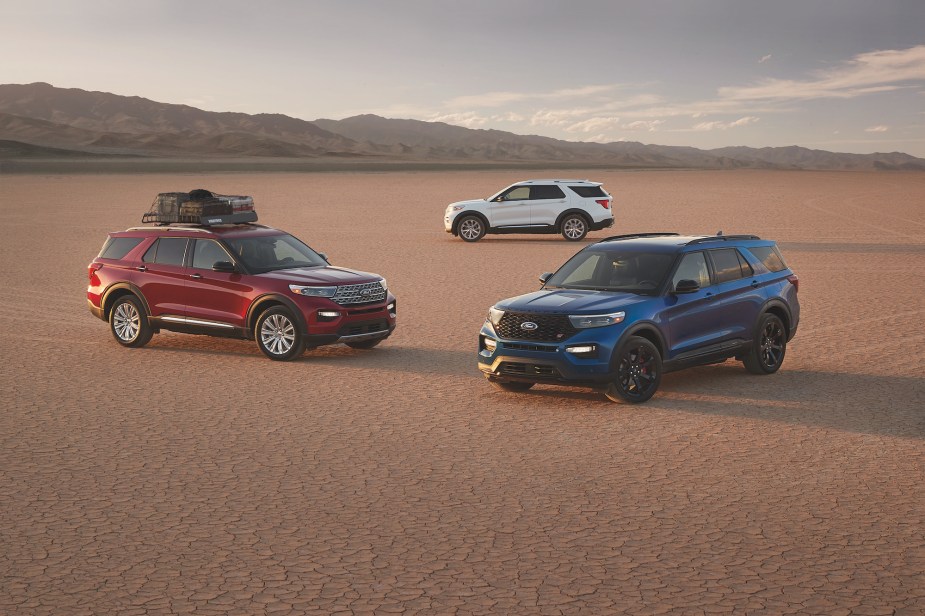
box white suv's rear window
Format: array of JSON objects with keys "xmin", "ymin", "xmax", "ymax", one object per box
[{"xmin": 568, "ymin": 185, "xmax": 607, "ymax": 198}]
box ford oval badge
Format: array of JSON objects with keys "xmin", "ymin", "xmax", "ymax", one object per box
[{"xmin": 520, "ymin": 322, "xmax": 539, "ymax": 331}]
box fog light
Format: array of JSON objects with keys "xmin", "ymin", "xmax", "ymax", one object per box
[
  {"xmin": 387, "ymin": 302, "xmax": 396, "ymax": 317},
  {"xmin": 317, "ymin": 310, "xmax": 341, "ymax": 321},
  {"xmin": 483, "ymin": 337, "xmax": 497, "ymax": 352},
  {"xmin": 565, "ymin": 344, "xmax": 597, "ymax": 356}
]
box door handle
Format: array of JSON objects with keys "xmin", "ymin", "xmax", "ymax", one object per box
[
  {"xmin": 136, "ymin": 265, "xmax": 147, "ymax": 272},
  {"xmin": 705, "ymin": 292, "xmax": 714, "ymax": 300},
  {"xmin": 190, "ymin": 273, "xmax": 202, "ymax": 279},
  {"xmin": 751, "ymin": 280, "xmax": 760, "ymax": 288}
]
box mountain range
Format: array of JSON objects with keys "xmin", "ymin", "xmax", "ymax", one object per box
[{"xmin": 1, "ymin": 82, "xmax": 923, "ymax": 171}]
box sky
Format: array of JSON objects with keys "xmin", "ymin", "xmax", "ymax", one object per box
[{"xmin": 2, "ymin": 0, "xmax": 925, "ymax": 156}]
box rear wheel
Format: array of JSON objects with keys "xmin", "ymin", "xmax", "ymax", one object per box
[
  {"xmin": 561, "ymin": 214, "xmax": 588, "ymax": 241},
  {"xmin": 743, "ymin": 313, "xmax": 787, "ymax": 374},
  {"xmin": 109, "ymin": 295, "xmax": 153, "ymax": 348},
  {"xmin": 604, "ymin": 336, "xmax": 662, "ymax": 403},
  {"xmin": 256, "ymin": 307, "xmax": 305, "ymax": 361},
  {"xmin": 457, "ymin": 216, "xmax": 486, "ymax": 242}
]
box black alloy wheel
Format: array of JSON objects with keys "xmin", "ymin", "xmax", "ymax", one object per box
[
  {"xmin": 744, "ymin": 313, "xmax": 787, "ymax": 374},
  {"xmin": 605, "ymin": 336, "xmax": 662, "ymax": 403}
]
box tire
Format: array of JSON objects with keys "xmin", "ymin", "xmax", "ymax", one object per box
[
  {"xmin": 346, "ymin": 337, "xmax": 383, "ymax": 350},
  {"xmin": 604, "ymin": 336, "xmax": 662, "ymax": 403},
  {"xmin": 457, "ymin": 215, "xmax": 486, "ymax": 242},
  {"xmin": 109, "ymin": 295, "xmax": 153, "ymax": 348},
  {"xmin": 743, "ymin": 313, "xmax": 787, "ymax": 374},
  {"xmin": 255, "ymin": 306, "xmax": 305, "ymax": 361},
  {"xmin": 486, "ymin": 377, "xmax": 534, "ymax": 392},
  {"xmin": 561, "ymin": 214, "xmax": 589, "ymax": 241}
]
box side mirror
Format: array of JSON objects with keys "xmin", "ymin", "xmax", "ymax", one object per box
[
  {"xmin": 318, "ymin": 252, "xmax": 329, "ymax": 262},
  {"xmin": 539, "ymin": 272, "xmax": 553, "ymax": 284},
  {"xmin": 674, "ymin": 279, "xmax": 700, "ymax": 294},
  {"xmin": 212, "ymin": 260, "xmax": 236, "ymax": 273}
]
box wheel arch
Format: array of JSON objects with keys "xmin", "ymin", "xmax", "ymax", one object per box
[
  {"xmin": 555, "ymin": 209, "xmax": 592, "ymax": 231},
  {"xmin": 452, "ymin": 211, "xmax": 490, "ymax": 236},
  {"xmin": 246, "ymin": 294, "xmax": 308, "ymax": 338},
  {"xmin": 102, "ymin": 283, "xmax": 151, "ymax": 320},
  {"xmin": 611, "ymin": 322, "xmax": 667, "ymax": 368},
  {"xmin": 760, "ymin": 299, "xmax": 792, "ymax": 338}
]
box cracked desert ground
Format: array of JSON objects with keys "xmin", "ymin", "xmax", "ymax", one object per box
[{"xmin": 1, "ymin": 169, "xmax": 923, "ymax": 615}]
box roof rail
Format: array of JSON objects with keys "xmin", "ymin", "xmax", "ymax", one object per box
[
  {"xmin": 685, "ymin": 234, "xmax": 761, "ymax": 245},
  {"xmin": 126, "ymin": 223, "xmax": 267, "ymax": 232},
  {"xmin": 597, "ymin": 232, "xmax": 680, "ymax": 242}
]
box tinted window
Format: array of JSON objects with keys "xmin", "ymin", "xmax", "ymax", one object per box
[
  {"xmin": 99, "ymin": 237, "xmax": 143, "ymax": 260},
  {"xmin": 569, "ymin": 185, "xmax": 606, "ymax": 198},
  {"xmin": 547, "ymin": 250, "xmax": 674, "ymax": 294},
  {"xmin": 746, "ymin": 245, "xmax": 787, "ymax": 273},
  {"xmin": 735, "ymin": 249, "xmax": 754, "ymax": 277},
  {"xmin": 192, "ymin": 239, "xmax": 232, "ymax": 270},
  {"xmin": 672, "ymin": 252, "xmax": 710, "ymax": 290},
  {"xmin": 532, "ymin": 185, "xmax": 566, "ymax": 199},
  {"xmin": 144, "ymin": 238, "xmax": 187, "ymax": 266},
  {"xmin": 710, "ymin": 249, "xmax": 747, "ymax": 284}
]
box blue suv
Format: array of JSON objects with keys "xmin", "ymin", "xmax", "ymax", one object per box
[{"xmin": 478, "ymin": 233, "xmax": 800, "ymax": 403}]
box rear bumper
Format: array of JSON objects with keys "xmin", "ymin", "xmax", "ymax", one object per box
[
  {"xmin": 88, "ymin": 299, "xmax": 104, "ymax": 321},
  {"xmin": 590, "ymin": 218, "xmax": 614, "ymax": 231}
]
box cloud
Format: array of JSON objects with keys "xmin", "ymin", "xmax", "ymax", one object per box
[
  {"xmin": 563, "ymin": 117, "xmax": 665, "ymax": 134},
  {"xmin": 490, "ymin": 112, "xmax": 525, "ymax": 123},
  {"xmin": 719, "ymin": 45, "xmax": 925, "ymax": 101},
  {"xmin": 427, "ymin": 112, "xmax": 489, "ymax": 128},
  {"xmin": 690, "ymin": 116, "xmax": 760, "ymax": 131},
  {"xmin": 865, "ymin": 125, "xmax": 889, "ymax": 132},
  {"xmin": 759, "ymin": 54, "xmax": 772, "ymax": 64},
  {"xmin": 445, "ymin": 84, "xmax": 622, "ymax": 109}
]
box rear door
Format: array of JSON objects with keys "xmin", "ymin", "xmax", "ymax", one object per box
[
  {"xmin": 706, "ymin": 248, "xmax": 764, "ymax": 344},
  {"xmin": 135, "ymin": 237, "xmax": 189, "ymax": 317},
  {"xmin": 528, "ymin": 184, "xmax": 567, "ymax": 226},
  {"xmin": 183, "ymin": 239, "xmax": 253, "ymax": 328},
  {"xmin": 488, "ymin": 185, "xmax": 532, "ymax": 227},
  {"xmin": 663, "ymin": 251, "xmax": 723, "ymax": 358}
]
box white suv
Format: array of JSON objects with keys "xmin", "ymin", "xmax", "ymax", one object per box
[{"xmin": 444, "ymin": 179, "xmax": 614, "ymax": 242}]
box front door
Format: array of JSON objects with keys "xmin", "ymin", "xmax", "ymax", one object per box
[
  {"xmin": 663, "ymin": 251, "xmax": 722, "ymax": 358},
  {"xmin": 183, "ymin": 239, "xmax": 253, "ymax": 329},
  {"xmin": 488, "ymin": 185, "xmax": 532, "ymax": 227}
]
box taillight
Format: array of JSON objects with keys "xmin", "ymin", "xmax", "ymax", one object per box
[
  {"xmin": 596, "ymin": 199, "xmax": 610, "ymax": 209},
  {"xmin": 88, "ymin": 262, "xmax": 103, "ymax": 280},
  {"xmin": 786, "ymin": 274, "xmax": 799, "ymax": 293}
]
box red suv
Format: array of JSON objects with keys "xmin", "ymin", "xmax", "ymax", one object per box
[{"xmin": 88, "ymin": 223, "xmax": 396, "ymax": 360}]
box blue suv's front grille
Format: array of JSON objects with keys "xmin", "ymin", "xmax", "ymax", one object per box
[{"xmin": 496, "ymin": 312, "xmax": 577, "ymax": 342}]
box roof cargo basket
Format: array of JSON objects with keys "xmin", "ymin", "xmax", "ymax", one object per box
[{"xmin": 142, "ymin": 189, "xmax": 258, "ymax": 225}]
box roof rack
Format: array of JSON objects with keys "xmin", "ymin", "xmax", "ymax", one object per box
[
  {"xmin": 685, "ymin": 234, "xmax": 761, "ymax": 245},
  {"xmin": 597, "ymin": 232, "xmax": 680, "ymax": 243},
  {"xmin": 126, "ymin": 223, "xmax": 267, "ymax": 232}
]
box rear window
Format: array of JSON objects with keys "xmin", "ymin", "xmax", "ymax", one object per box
[
  {"xmin": 746, "ymin": 245, "xmax": 788, "ymax": 272},
  {"xmin": 99, "ymin": 236, "xmax": 143, "ymax": 260},
  {"xmin": 569, "ymin": 185, "xmax": 607, "ymax": 198}
]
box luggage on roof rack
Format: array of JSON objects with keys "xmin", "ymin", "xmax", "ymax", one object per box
[{"xmin": 142, "ymin": 189, "xmax": 258, "ymax": 225}]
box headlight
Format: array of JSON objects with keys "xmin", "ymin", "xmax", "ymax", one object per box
[
  {"xmin": 568, "ymin": 311, "xmax": 625, "ymax": 328},
  {"xmin": 450, "ymin": 205, "xmax": 466, "ymax": 212},
  {"xmin": 290, "ymin": 285, "xmax": 337, "ymax": 297},
  {"xmin": 488, "ymin": 306, "xmax": 505, "ymax": 326},
  {"xmin": 378, "ymin": 278, "xmax": 388, "ymax": 291}
]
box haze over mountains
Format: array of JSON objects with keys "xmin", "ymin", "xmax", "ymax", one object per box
[{"xmin": 1, "ymin": 82, "xmax": 923, "ymax": 170}]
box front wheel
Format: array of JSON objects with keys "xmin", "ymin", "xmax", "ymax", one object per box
[
  {"xmin": 457, "ymin": 216, "xmax": 486, "ymax": 242},
  {"xmin": 256, "ymin": 307, "xmax": 305, "ymax": 361},
  {"xmin": 743, "ymin": 313, "xmax": 787, "ymax": 374},
  {"xmin": 109, "ymin": 295, "xmax": 153, "ymax": 348},
  {"xmin": 604, "ymin": 336, "xmax": 662, "ymax": 403},
  {"xmin": 561, "ymin": 214, "xmax": 589, "ymax": 241}
]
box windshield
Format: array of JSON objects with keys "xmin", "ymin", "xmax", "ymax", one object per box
[
  {"xmin": 546, "ymin": 249, "xmax": 676, "ymax": 294},
  {"xmin": 224, "ymin": 233, "xmax": 327, "ymax": 274}
]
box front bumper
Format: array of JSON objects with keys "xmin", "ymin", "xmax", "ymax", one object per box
[
  {"xmin": 300, "ymin": 296, "xmax": 397, "ymax": 348},
  {"xmin": 477, "ymin": 322, "xmax": 617, "ymax": 385}
]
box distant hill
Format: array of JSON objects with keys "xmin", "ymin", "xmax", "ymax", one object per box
[{"xmin": 1, "ymin": 82, "xmax": 923, "ymax": 170}]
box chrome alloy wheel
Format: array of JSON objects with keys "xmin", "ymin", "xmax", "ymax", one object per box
[
  {"xmin": 113, "ymin": 301, "xmax": 140, "ymax": 342},
  {"xmin": 563, "ymin": 217, "xmax": 586, "ymax": 240},
  {"xmin": 459, "ymin": 218, "xmax": 483, "ymax": 240},
  {"xmin": 260, "ymin": 313, "xmax": 296, "ymax": 356}
]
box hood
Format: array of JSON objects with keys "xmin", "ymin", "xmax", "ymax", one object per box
[
  {"xmin": 260, "ymin": 265, "xmax": 381, "ymax": 285},
  {"xmin": 497, "ymin": 288, "xmax": 651, "ymax": 314},
  {"xmin": 447, "ymin": 198, "xmax": 487, "ymax": 210}
]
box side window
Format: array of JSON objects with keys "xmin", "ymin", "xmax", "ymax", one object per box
[
  {"xmin": 148, "ymin": 237, "xmax": 188, "ymax": 266},
  {"xmin": 672, "ymin": 252, "xmax": 710, "ymax": 290},
  {"xmin": 502, "ymin": 186, "xmax": 530, "ymax": 201},
  {"xmin": 192, "ymin": 239, "xmax": 232, "ymax": 270},
  {"xmin": 710, "ymin": 249, "xmax": 746, "ymax": 284},
  {"xmin": 531, "ymin": 185, "xmax": 566, "ymax": 200},
  {"xmin": 735, "ymin": 249, "xmax": 754, "ymax": 277},
  {"xmin": 99, "ymin": 237, "xmax": 143, "ymax": 260},
  {"xmin": 746, "ymin": 246, "xmax": 787, "ymax": 273}
]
